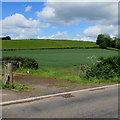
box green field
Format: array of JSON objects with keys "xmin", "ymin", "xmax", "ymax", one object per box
[
  {"xmin": 3, "ymin": 49, "xmax": 118, "ymax": 68},
  {"xmin": 2, "ymin": 39, "xmax": 98, "ymax": 50}
]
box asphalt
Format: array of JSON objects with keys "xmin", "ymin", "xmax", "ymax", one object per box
[
  {"xmin": 2, "ymin": 85, "xmax": 119, "ymax": 118},
  {"xmin": 1, "ymin": 83, "xmax": 117, "ymax": 103}
]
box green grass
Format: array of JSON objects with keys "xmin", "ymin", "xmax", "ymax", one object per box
[
  {"xmin": 16, "ymin": 67, "xmax": 119, "ymax": 84},
  {"xmin": 3, "ymin": 49, "xmax": 118, "ymax": 68},
  {"xmin": 0, "ymin": 74, "xmax": 33, "ymax": 91},
  {"xmin": 107, "ymin": 47, "xmax": 120, "ymax": 52},
  {"xmin": 2, "ymin": 39, "xmax": 98, "ymax": 50},
  {"xmin": 2, "ymin": 81, "xmax": 33, "ymax": 91}
]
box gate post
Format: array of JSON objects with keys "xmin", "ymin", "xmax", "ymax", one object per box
[
  {"xmin": 7, "ymin": 63, "xmax": 13, "ymax": 83},
  {"xmin": 3, "ymin": 64, "xmax": 8, "ymax": 85},
  {"xmin": 3, "ymin": 63, "xmax": 13, "ymax": 85}
]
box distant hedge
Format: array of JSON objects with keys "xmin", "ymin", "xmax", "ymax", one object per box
[{"xmin": 1, "ymin": 56, "xmax": 39, "ymax": 70}]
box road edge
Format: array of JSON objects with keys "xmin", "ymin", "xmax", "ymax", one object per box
[{"xmin": 1, "ymin": 83, "xmax": 119, "ymax": 106}]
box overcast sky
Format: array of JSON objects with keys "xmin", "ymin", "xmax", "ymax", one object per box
[{"xmin": 1, "ymin": 1, "xmax": 118, "ymax": 42}]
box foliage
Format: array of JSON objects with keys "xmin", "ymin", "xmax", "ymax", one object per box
[
  {"xmin": 16, "ymin": 67, "xmax": 119, "ymax": 84},
  {"xmin": 2, "ymin": 81, "xmax": 33, "ymax": 91},
  {"xmin": 110, "ymin": 37, "xmax": 120, "ymax": 49},
  {"xmin": 2, "ymin": 39, "xmax": 98, "ymax": 50},
  {"xmin": 86, "ymin": 56, "xmax": 120, "ymax": 79},
  {"xmin": 96, "ymin": 34, "xmax": 105, "ymax": 45},
  {"xmin": 111, "ymin": 39, "xmax": 116, "ymax": 48},
  {"xmin": 99, "ymin": 42, "xmax": 107, "ymax": 49},
  {"xmin": 2, "ymin": 56, "xmax": 39, "ymax": 70},
  {"xmin": 96, "ymin": 34, "xmax": 120, "ymax": 49},
  {"xmin": 1, "ymin": 36, "xmax": 11, "ymax": 40},
  {"xmin": 116, "ymin": 38, "xmax": 120, "ymax": 49}
]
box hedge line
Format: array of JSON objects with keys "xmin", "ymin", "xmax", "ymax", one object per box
[
  {"xmin": 1, "ymin": 56, "xmax": 39, "ymax": 70},
  {"xmin": 1, "ymin": 47, "xmax": 99, "ymax": 51},
  {"xmin": 86, "ymin": 55, "xmax": 120, "ymax": 79}
]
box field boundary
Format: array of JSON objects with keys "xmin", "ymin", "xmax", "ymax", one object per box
[{"xmin": 1, "ymin": 47, "xmax": 99, "ymax": 51}]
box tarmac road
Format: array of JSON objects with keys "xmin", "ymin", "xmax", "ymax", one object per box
[{"xmin": 2, "ymin": 85, "xmax": 119, "ymax": 118}]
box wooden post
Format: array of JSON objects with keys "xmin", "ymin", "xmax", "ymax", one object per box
[
  {"xmin": 2, "ymin": 63, "xmax": 13, "ymax": 85},
  {"xmin": 3, "ymin": 64, "xmax": 8, "ymax": 85},
  {"xmin": 18, "ymin": 62, "xmax": 21, "ymax": 68},
  {"xmin": 7, "ymin": 63, "xmax": 13, "ymax": 83}
]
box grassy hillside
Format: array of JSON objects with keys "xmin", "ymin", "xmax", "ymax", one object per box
[
  {"xmin": 3, "ymin": 49, "xmax": 118, "ymax": 68},
  {"xmin": 2, "ymin": 39, "xmax": 98, "ymax": 50}
]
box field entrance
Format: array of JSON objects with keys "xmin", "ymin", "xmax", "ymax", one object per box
[{"xmin": 2, "ymin": 49, "xmax": 118, "ymax": 69}]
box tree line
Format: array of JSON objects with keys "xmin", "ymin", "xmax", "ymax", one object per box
[
  {"xmin": 1, "ymin": 36, "xmax": 11, "ymax": 40},
  {"xmin": 96, "ymin": 34, "xmax": 120, "ymax": 49}
]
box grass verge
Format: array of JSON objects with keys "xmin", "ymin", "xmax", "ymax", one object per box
[
  {"xmin": 16, "ymin": 67, "xmax": 119, "ymax": 85},
  {"xmin": 0, "ymin": 79, "xmax": 33, "ymax": 92}
]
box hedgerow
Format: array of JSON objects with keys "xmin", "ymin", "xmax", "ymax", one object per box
[
  {"xmin": 1, "ymin": 56, "xmax": 39, "ymax": 70},
  {"xmin": 86, "ymin": 56, "xmax": 120, "ymax": 79}
]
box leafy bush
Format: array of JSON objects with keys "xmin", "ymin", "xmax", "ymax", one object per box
[
  {"xmin": 86, "ymin": 56, "xmax": 120, "ymax": 79},
  {"xmin": 2, "ymin": 56, "xmax": 39, "ymax": 70}
]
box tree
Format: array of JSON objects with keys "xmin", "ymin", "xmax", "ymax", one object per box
[
  {"xmin": 96, "ymin": 34, "xmax": 112, "ymax": 48},
  {"xmin": 116, "ymin": 38, "xmax": 120, "ymax": 49},
  {"xmin": 99, "ymin": 42, "xmax": 107, "ymax": 49},
  {"xmin": 104, "ymin": 37, "xmax": 112, "ymax": 47},
  {"xmin": 111, "ymin": 40, "xmax": 116, "ymax": 48},
  {"xmin": 96, "ymin": 34, "xmax": 104, "ymax": 45},
  {"xmin": 1, "ymin": 36, "xmax": 11, "ymax": 40},
  {"xmin": 6, "ymin": 36, "xmax": 11, "ymax": 40}
]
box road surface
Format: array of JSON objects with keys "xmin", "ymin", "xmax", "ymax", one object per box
[{"xmin": 2, "ymin": 85, "xmax": 119, "ymax": 118}]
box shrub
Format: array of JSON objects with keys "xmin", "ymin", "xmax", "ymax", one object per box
[
  {"xmin": 86, "ymin": 56, "xmax": 120, "ymax": 79},
  {"xmin": 1, "ymin": 56, "xmax": 39, "ymax": 71}
]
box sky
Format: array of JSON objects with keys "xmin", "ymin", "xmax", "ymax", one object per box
[{"xmin": 1, "ymin": 1, "xmax": 118, "ymax": 42}]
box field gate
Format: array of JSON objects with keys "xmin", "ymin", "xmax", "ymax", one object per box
[{"xmin": 0, "ymin": 61, "xmax": 21, "ymax": 85}]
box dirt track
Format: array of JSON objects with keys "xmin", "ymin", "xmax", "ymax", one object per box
[{"xmin": 2, "ymin": 73, "xmax": 114, "ymax": 102}]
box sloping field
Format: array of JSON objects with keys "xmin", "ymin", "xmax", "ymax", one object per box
[
  {"xmin": 2, "ymin": 39, "xmax": 98, "ymax": 50},
  {"xmin": 3, "ymin": 49, "xmax": 118, "ymax": 68}
]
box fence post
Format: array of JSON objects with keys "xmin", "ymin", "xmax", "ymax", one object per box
[
  {"xmin": 2, "ymin": 63, "xmax": 13, "ymax": 85},
  {"xmin": 18, "ymin": 62, "xmax": 21, "ymax": 68},
  {"xmin": 7, "ymin": 63, "xmax": 13, "ymax": 83},
  {"xmin": 3, "ymin": 64, "xmax": 8, "ymax": 84}
]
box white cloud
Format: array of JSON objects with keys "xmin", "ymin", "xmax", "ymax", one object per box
[
  {"xmin": 49, "ymin": 31, "xmax": 69, "ymax": 39},
  {"xmin": 36, "ymin": 2, "xmax": 118, "ymax": 40},
  {"xmin": 37, "ymin": 2, "xmax": 118, "ymax": 26},
  {"xmin": 25, "ymin": 6, "xmax": 32, "ymax": 12},
  {"xmin": 1, "ymin": 13, "xmax": 49, "ymax": 39},
  {"xmin": 37, "ymin": 31, "xmax": 96, "ymax": 42},
  {"xmin": 83, "ymin": 25, "xmax": 118, "ymax": 38},
  {"xmin": 38, "ymin": 31, "xmax": 69, "ymax": 39}
]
